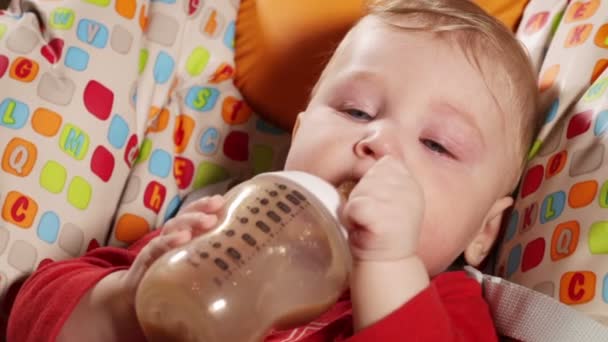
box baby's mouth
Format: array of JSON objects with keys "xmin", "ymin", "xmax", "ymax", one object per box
[{"xmin": 337, "ymin": 180, "xmax": 357, "ymax": 200}]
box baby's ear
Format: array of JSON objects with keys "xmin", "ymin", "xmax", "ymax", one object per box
[{"xmin": 464, "ymin": 196, "xmax": 514, "ymax": 267}]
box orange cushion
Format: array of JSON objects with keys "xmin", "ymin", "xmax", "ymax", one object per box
[
  {"xmin": 235, "ymin": 0, "xmax": 529, "ymax": 131},
  {"xmin": 477, "ymin": 0, "xmax": 530, "ymax": 31}
]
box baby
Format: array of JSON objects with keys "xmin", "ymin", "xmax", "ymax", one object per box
[{"xmin": 8, "ymin": 0, "xmax": 541, "ymax": 340}]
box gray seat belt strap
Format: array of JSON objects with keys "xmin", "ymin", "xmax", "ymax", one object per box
[{"xmin": 464, "ymin": 266, "xmax": 608, "ymax": 342}]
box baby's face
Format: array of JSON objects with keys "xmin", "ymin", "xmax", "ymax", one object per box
[{"xmin": 284, "ymin": 15, "xmax": 521, "ymax": 275}]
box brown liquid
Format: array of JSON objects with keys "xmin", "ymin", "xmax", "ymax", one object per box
[
  {"xmin": 136, "ymin": 174, "xmax": 351, "ymax": 342},
  {"xmin": 273, "ymin": 292, "xmax": 342, "ymax": 329},
  {"xmin": 140, "ymin": 316, "xmax": 193, "ymax": 342},
  {"xmin": 337, "ymin": 181, "xmax": 356, "ymax": 200}
]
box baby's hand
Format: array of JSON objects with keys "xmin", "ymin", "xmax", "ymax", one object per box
[
  {"xmin": 341, "ymin": 158, "xmax": 429, "ymax": 330},
  {"xmin": 342, "ymin": 156, "xmax": 424, "ymax": 263},
  {"xmin": 121, "ymin": 195, "xmax": 226, "ymax": 305},
  {"xmin": 59, "ymin": 195, "xmax": 226, "ymax": 342}
]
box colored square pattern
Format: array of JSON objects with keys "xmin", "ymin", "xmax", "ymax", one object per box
[
  {"xmin": 40, "ymin": 161, "xmax": 68, "ymax": 194},
  {"xmin": 153, "ymin": 51, "xmax": 175, "ymax": 84},
  {"xmin": 2, "ymin": 138, "xmax": 37, "ymax": 177},
  {"xmin": 589, "ymin": 221, "xmax": 608, "ymax": 254},
  {"xmin": 10, "ymin": 57, "xmax": 39, "ymax": 82},
  {"xmin": 59, "ymin": 124, "xmax": 90, "ymax": 160},
  {"xmin": 65, "ymin": 47, "xmax": 90, "ymax": 71},
  {"xmin": 0, "ymin": 98, "xmax": 29, "ymax": 129},
  {"xmin": 67, "ymin": 177, "xmax": 92, "ymax": 210},
  {"xmin": 136, "ymin": 138, "xmax": 153, "ymax": 164},
  {"xmin": 37, "ymin": 212, "xmax": 60, "ymax": 244},
  {"xmin": 50, "ymin": 8, "xmax": 75, "ymax": 30},
  {"xmin": 83, "ymin": 0, "xmax": 111, "ymax": 6},
  {"xmin": 0, "ymin": 55, "xmax": 9, "ymax": 78},
  {"xmin": 32, "ymin": 108, "xmax": 63, "ymax": 137},
  {"xmin": 108, "ymin": 115, "xmax": 130, "ymax": 148},
  {"xmin": 185, "ymin": 87, "xmax": 220, "ymax": 112},
  {"xmin": 0, "ymin": 0, "xmax": 292, "ymax": 308},
  {"xmin": 84, "ymin": 80, "xmax": 114, "ymax": 120},
  {"xmin": 91, "ymin": 146, "xmax": 115, "ymax": 182},
  {"xmin": 186, "ymin": 47, "xmax": 210, "ymax": 76},
  {"xmin": 148, "ymin": 149, "xmax": 172, "ymax": 178},
  {"xmin": 2, "ymin": 191, "xmax": 38, "ymax": 229},
  {"xmin": 77, "ymin": 19, "xmax": 109, "ymax": 48},
  {"xmin": 193, "ymin": 162, "xmax": 229, "ymax": 189},
  {"xmin": 497, "ymin": 0, "xmax": 608, "ymax": 324}
]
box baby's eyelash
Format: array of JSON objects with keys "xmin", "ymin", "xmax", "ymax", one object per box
[
  {"xmin": 420, "ymin": 138, "xmax": 454, "ymax": 158},
  {"xmin": 344, "ymin": 108, "xmax": 373, "ymax": 121}
]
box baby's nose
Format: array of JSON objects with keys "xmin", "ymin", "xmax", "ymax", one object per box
[{"xmin": 354, "ymin": 132, "xmax": 396, "ymax": 160}]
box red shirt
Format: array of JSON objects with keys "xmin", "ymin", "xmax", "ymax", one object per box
[{"xmin": 7, "ymin": 230, "xmax": 498, "ymax": 341}]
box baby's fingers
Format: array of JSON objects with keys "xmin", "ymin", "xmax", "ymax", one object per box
[
  {"xmin": 179, "ymin": 195, "xmax": 226, "ymax": 215},
  {"xmin": 125, "ymin": 231, "xmax": 191, "ymax": 293},
  {"xmin": 162, "ymin": 212, "xmax": 219, "ymax": 236}
]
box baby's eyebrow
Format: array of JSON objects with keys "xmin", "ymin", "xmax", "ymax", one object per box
[
  {"xmin": 321, "ymin": 69, "xmax": 386, "ymax": 105},
  {"xmin": 341, "ymin": 69, "xmax": 383, "ymax": 84},
  {"xmin": 432, "ymin": 100, "xmax": 486, "ymax": 150},
  {"xmin": 310, "ymin": 69, "xmax": 381, "ymax": 102}
]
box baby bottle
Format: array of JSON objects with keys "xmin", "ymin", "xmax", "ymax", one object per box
[{"xmin": 135, "ymin": 171, "xmax": 353, "ymax": 342}]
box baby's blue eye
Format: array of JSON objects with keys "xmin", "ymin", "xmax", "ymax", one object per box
[
  {"xmin": 345, "ymin": 109, "xmax": 373, "ymax": 121},
  {"xmin": 421, "ymin": 139, "xmax": 450, "ymax": 156}
]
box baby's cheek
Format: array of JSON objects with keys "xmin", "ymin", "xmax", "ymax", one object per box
[{"xmin": 416, "ymin": 220, "xmax": 466, "ymax": 275}]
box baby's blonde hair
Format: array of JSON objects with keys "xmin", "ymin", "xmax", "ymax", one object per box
[{"xmin": 368, "ymin": 0, "xmax": 541, "ymax": 169}]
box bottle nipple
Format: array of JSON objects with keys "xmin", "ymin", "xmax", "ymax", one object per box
[{"xmin": 337, "ymin": 181, "xmax": 356, "ymax": 201}]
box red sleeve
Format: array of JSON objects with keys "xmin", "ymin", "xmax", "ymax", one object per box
[
  {"xmin": 7, "ymin": 230, "xmax": 161, "ymax": 342},
  {"xmin": 345, "ymin": 271, "xmax": 498, "ymax": 341}
]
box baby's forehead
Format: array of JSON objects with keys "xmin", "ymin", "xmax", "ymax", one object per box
[
  {"xmin": 332, "ymin": 17, "xmax": 518, "ymax": 122},
  {"xmin": 334, "ymin": 21, "xmax": 507, "ymax": 114}
]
